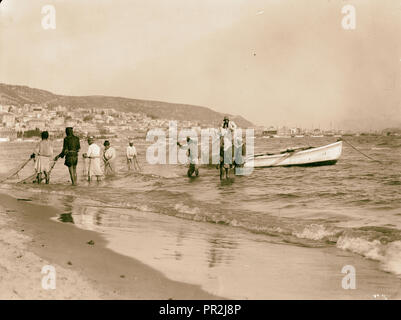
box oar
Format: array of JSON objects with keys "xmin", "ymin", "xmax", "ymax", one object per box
[
  {"xmin": 247, "ymin": 149, "xmax": 297, "ymax": 167},
  {"xmin": 270, "ymin": 151, "xmax": 296, "ymax": 167}
]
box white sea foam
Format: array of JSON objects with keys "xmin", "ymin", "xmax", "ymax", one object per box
[
  {"xmin": 293, "ymin": 224, "xmax": 337, "ymax": 241},
  {"xmin": 337, "ymin": 236, "xmax": 401, "ymax": 276},
  {"xmin": 174, "ymin": 203, "xmax": 201, "ymax": 215}
]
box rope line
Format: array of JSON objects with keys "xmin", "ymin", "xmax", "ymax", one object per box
[
  {"xmin": 341, "ymin": 138, "xmax": 382, "ymax": 163},
  {"xmin": 17, "ymin": 158, "xmax": 59, "ymax": 184},
  {"xmin": 0, "ymin": 158, "xmax": 32, "ymax": 183}
]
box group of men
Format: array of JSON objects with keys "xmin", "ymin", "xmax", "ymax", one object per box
[
  {"xmin": 177, "ymin": 116, "xmax": 244, "ymax": 180},
  {"xmin": 31, "ymin": 116, "xmax": 243, "ymax": 184},
  {"xmin": 31, "ymin": 127, "xmax": 140, "ymax": 185}
]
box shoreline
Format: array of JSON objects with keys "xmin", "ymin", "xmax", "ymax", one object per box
[
  {"xmin": 1, "ymin": 189, "xmax": 401, "ymax": 300},
  {"xmin": 0, "ymin": 192, "xmax": 221, "ymax": 299}
]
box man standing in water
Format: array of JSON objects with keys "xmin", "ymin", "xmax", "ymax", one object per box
[
  {"xmin": 218, "ymin": 116, "xmax": 237, "ymax": 179},
  {"xmin": 103, "ymin": 140, "xmax": 117, "ymax": 176},
  {"xmin": 55, "ymin": 127, "xmax": 80, "ymax": 186},
  {"xmin": 33, "ymin": 131, "xmax": 53, "ymax": 184},
  {"xmin": 126, "ymin": 140, "xmax": 140, "ymax": 171},
  {"xmin": 221, "ymin": 116, "xmax": 237, "ymax": 133},
  {"xmin": 177, "ymin": 136, "xmax": 199, "ymax": 177},
  {"xmin": 218, "ymin": 136, "xmax": 231, "ymax": 180},
  {"xmin": 83, "ymin": 136, "xmax": 103, "ymax": 182}
]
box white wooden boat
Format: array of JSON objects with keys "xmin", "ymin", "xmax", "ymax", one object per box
[{"xmin": 244, "ymin": 141, "xmax": 342, "ymax": 168}]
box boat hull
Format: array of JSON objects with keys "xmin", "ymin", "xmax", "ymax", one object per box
[{"xmin": 244, "ymin": 141, "xmax": 342, "ymax": 168}]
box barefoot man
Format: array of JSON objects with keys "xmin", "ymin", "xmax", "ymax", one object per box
[
  {"xmin": 32, "ymin": 131, "xmax": 53, "ymax": 184},
  {"xmin": 218, "ymin": 136, "xmax": 231, "ymax": 180},
  {"xmin": 103, "ymin": 140, "xmax": 117, "ymax": 176},
  {"xmin": 126, "ymin": 140, "xmax": 140, "ymax": 171},
  {"xmin": 83, "ymin": 136, "xmax": 103, "ymax": 182},
  {"xmin": 177, "ymin": 136, "xmax": 199, "ymax": 177},
  {"xmin": 55, "ymin": 127, "xmax": 80, "ymax": 186}
]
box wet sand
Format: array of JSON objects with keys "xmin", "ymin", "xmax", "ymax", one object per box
[
  {"xmin": 1, "ymin": 190, "xmax": 401, "ymax": 300},
  {"xmin": 0, "ymin": 193, "xmax": 220, "ymax": 299}
]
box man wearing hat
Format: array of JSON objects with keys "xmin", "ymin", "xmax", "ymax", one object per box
[
  {"xmin": 55, "ymin": 127, "xmax": 80, "ymax": 185},
  {"xmin": 103, "ymin": 140, "xmax": 117, "ymax": 175},
  {"xmin": 217, "ymin": 116, "xmax": 238, "ymax": 179},
  {"xmin": 126, "ymin": 140, "xmax": 140, "ymax": 171},
  {"xmin": 221, "ymin": 116, "xmax": 237, "ymax": 132},
  {"xmin": 83, "ymin": 136, "xmax": 103, "ymax": 182}
]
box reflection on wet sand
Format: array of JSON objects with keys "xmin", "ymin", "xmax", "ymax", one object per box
[
  {"xmin": 174, "ymin": 228, "xmax": 185, "ymax": 261},
  {"xmin": 58, "ymin": 195, "xmax": 75, "ymax": 223},
  {"xmin": 207, "ymin": 234, "xmax": 238, "ymax": 268},
  {"xmin": 63, "ymin": 201, "xmax": 400, "ymax": 299},
  {"xmin": 58, "ymin": 213, "xmax": 74, "ymax": 224},
  {"xmin": 59, "ymin": 195, "xmax": 103, "ymax": 231}
]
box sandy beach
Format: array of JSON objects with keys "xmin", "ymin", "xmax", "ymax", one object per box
[
  {"xmin": 0, "ymin": 193, "xmax": 219, "ymax": 299},
  {"xmin": 1, "ymin": 189, "xmax": 401, "ymax": 300}
]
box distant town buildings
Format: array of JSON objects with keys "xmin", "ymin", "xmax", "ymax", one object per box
[
  {"xmin": 257, "ymin": 125, "xmax": 388, "ymax": 138},
  {"xmin": 0, "ymin": 103, "xmax": 204, "ymax": 140},
  {"xmin": 0, "ymin": 103, "xmax": 397, "ymax": 141}
]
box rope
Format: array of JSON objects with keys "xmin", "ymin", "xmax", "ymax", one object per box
[
  {"xmin": 17, "ymin": 158, "xmax": 59, "ymax": 184},
  {"xmin": 3, "ymin": 141, "xmax": 42, "ymax": 184},
  {"xmin": 17, "ymin": 173, "xmax": 36, "ymax": 184},
  {"xmin": 48, "ymin": 158, "xmax": 58, "ymax": 175},
  {"xmin": 0, "ymin": 158, "xmax": 32, "ymax": 183},
  {"xmin": 341, "ymin": 138, "xmax": 382, "ymax": 163}
]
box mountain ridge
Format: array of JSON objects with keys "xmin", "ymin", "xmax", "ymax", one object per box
[{"xmin": 0, "ymin": 83, "xmax": 253, "ymax": 127}]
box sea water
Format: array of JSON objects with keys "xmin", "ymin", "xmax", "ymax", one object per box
[{"xmin": 0, "ymin": 136, "xmax": 400, "ymax": 298}]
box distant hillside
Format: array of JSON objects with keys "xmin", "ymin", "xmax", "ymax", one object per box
[{"xmin": 0, "ymin": 83, "xmax": 253, "ymax": 127}]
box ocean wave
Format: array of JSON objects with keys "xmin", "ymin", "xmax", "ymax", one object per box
[
  {"xmin": 292, "ymin": 224, "xmax": 339, "ymax": 241},
  {"xmin": 154, "ymin": 202, "xmax": 401, "ymax": 276},
  {"xmin": 337, "ymin": 236, "xmax": 401, "ymax": 276},
  {"xmin": 3, "ymin": 166, "xmax": 401, "ymax": 275}
]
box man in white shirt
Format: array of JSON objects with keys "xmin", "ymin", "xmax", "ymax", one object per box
[
  {"xmin": 126, "ymin": 140, "xmax": 140, "ymax": 171},
  {"xmin": 221, "ymin": 116, "xmax": 237, "ymax": 133},
  {"xmin": 220, "ymin": 116, "xmax": 237, "ymax": 152},
  {"xmin": 83, "ymin": 136, "xmax": 103, "ymax": 182}
]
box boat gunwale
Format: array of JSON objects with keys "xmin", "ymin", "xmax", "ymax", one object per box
[
  {"xmin": 250, "ymin": 141, "xmax": 342, "ymax": 160},
  {"xmin": 252, "ymin": 159, "xmax": 339, "ymax": 168}
]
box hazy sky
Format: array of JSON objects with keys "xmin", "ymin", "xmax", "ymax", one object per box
[{"xmin": 0, "ymin": 0, "xmax": 400, "ymax": 129}]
